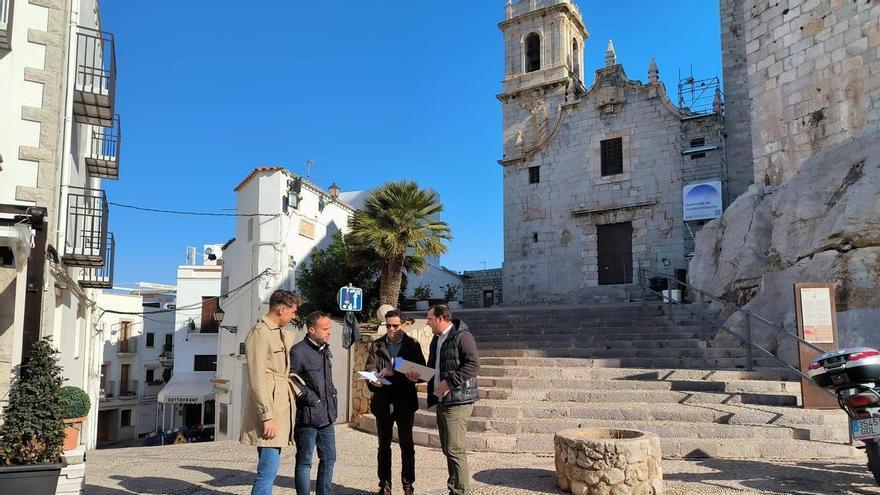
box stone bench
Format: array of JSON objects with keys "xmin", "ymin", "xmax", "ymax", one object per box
[{"xmin": 554, "ymin": 428, "xmax": 663, "ymax": 495}]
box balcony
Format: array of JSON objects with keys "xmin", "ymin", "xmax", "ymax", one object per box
[
  {"xmin": 99, "ymin": 380, "xmax": 116, "ymax": 401},
  {"xmin": 0, "ymin": 0, "xmax": 11, "ymax": 50},
  {"xmin": 142, "ymin": 381, "xmax": 165, "ymax": 399},
  {"xmin": 117, "ymin": 336, "xmax": 138, "ymax": 355},
  {"xmin": 73, "ymin": 26, "xmax": 116, "ymax": 126},
  {"xmin": 85, "ymin": 115, "xmax": 121, "ymax": 179},
  {"xmin": 78, "ymin": 233, "xmax": 114, "ymax": 289},
  {"xmin": 118, "ymin": 380, "xmax": 139, "ymax": 399},
  {"xmin": 62, "ymin": 187, "xmax": 109, "ymax": 267}
]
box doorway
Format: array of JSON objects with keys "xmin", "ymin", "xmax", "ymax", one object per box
[
  {"xmin": 482, "ymin": 290, "xmax": 495, "ymax": 308},
  {"xmin": 597, "ymin": 222, "xmax": 633, "ymax": 285}
]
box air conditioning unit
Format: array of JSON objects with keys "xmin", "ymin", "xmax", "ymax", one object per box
[
  {"xmin": 203, "ymin": 244, "xmax": 225, "ymax": 266},
  {"xmin": 163, "ymin": 303, "xmax": 176, "ymax": 310}
]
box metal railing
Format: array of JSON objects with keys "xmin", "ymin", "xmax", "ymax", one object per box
[
  {"xmin": 78, "ymin": 232, "xmax": 114, "ymax": 288},
  {"xmin": 117, "ymin": 336, "xmax": 138, "ymax": 354},
  {"xmin": 118, "ymin": 380, "xmax": 139, "ymax": 398},
  {"xmin": 99, "ymin": 381, "xmax": 116, "ymax": 400},
  {"xmin": 86, "ymin": 114, "xmax": 122, "ymax": 179},
  {"xmin": 62, "ymin": 187, "xmax": 109, "ymax": 267},
  {"xmin": 73, "ymin": 26, "xmax": 116, "ymax": 126},
  {"xmin": 636, "ymin": 263, "xmax": 824, "ymax": 380},
  {"xmin": 0, "ymin": 0, "xmax": 11, "ymax": 50}
]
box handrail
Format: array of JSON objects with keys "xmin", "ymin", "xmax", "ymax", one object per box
[{"xmin": 636, "ymin": 263, "xmax": 826, "ymax": 380}]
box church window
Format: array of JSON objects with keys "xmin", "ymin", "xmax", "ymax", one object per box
[
  {"xmin": 529, "ymin": 166, "xmax": 540, "ymax": 184},
  {"xmin": 600, "ymin": 138, "xmax": 624, "ymax": 176},
  {"xmin": 525, "ymin": 33, "xmax": 541, "ymax": 73}
]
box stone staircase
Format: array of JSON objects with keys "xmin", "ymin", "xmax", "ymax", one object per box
[{"xmin": 353, "ymin": 303, "xmax": 856, "ymax": 459}]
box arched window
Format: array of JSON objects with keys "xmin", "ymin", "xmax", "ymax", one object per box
[
  {"xmin": 572, "ymin": 39, "xmax": 580, "ymax": 75},
  {"xmin": 525, "ymin": 33, "xmax": 541, "ymax": 73}
]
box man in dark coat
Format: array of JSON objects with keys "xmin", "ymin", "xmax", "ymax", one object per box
[
  {"xmin": 365, "ymin": 309, "xmax": 426, "ymax": 495},
  {"xmin": 290, "ymin": 311, "xmax": 337, "ymax": 495},
  {"xmin": 426, "ymin": 304, "xmax": 479, "ymax": 495}
]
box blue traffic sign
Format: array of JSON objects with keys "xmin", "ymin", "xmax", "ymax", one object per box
[{"xmin": 338, "ymin": 285, "xmax": 363, "ymax": 312}]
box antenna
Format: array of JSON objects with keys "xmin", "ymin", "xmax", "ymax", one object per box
[{"xmin": 306, "ymin": 158, "xmax": 315, "ymax": 181}]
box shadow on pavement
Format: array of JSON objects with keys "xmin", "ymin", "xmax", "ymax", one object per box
[
  {"xmin": 180, "ymin": 465, "xmax": 372, "ymax": 494},
  {"xmin": 664, "ymin": 458, "xmax": 880, "ymax": 495},
  {"xmin": 473, "ymin": 467, "xmax": 561, "ymax": 494},
  {"xmin": 84, "ymin": 486, "xmax": 136, "ymax": 495}
]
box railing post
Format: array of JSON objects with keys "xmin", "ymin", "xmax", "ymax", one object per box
[
  {"xmin": 698, "ymin": 292, "xmax": 709, "ymax": 342},
  {"xmin": 745, "ymin": 312, "xmax": 754, "ymax": 371}
]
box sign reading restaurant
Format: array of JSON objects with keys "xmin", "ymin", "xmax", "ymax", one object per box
[
  {"xmin": 167, "ymin": 397, "xmax": 201, "ymax": 404},
  {"xmin": 682, "ymin": 180, "xmax": 723, "ymax": 221}
]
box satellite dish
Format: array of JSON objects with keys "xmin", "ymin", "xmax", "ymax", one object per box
[{"xmin": 205, "ymin": 247, "xmax": 214, "ymax": 256}]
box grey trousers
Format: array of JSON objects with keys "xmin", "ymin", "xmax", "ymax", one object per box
[{"xmin": 436, "ymin": 402, "xmax": 475, "ymax": 495}]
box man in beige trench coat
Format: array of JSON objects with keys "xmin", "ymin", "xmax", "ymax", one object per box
[{"xmin": 240, "ymin": 290, "xmax": 318, "ymax": 495}]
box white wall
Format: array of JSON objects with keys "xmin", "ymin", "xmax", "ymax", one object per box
[
  {"xmin": 139, "ymin": 291, "xmax": 175, "ymax": 435},
  {"xmin": 0, "ymin": 0, "xmax": 47, "ymax": 206},
  {"xmin": 403, "ymin": 265, "xmax": 463, "ymax": 300},
  {"xmin": 173, "ymin": 265, "xmax": 221, "ymax": 374},
  {"xmin": 95, "ymin": 291, "xmax": 143, "ymax": 443}
]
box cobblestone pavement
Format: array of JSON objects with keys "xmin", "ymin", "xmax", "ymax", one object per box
[{"xmin": 85, "ymin": 426, "xmax": 880, "ymax": 495}]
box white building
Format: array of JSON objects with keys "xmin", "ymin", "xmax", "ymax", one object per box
[
  {"xmin": 138, "ymin": 289, "xmax": 177, "ymax": 435},
  {"xmin": 0, "ymin": 0, "xmax": 122, "ymax": 453},
  {"xmin": 95, "ymin": 292, "xmax": 144, "ymax": 445},
  {"xmin": 156, "ymin": 248, "xmax": 223, "ymax": 434}
]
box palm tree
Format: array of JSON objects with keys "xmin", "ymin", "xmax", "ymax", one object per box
[{"xmin": 349, "ymin": 181, "xmax": 452, "ymax": 307}]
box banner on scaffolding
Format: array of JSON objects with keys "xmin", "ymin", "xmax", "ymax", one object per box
[{"xmin": 682, "ymin": 180, "xmax": 722, "ymax": 221}]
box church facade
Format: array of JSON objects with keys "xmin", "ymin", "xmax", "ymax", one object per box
[{"xmin": 499, "ymin": 0, "xmax": 747, "ymax": 304}]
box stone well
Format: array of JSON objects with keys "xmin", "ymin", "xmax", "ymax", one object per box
[{"xmin": 554, "ymin": 428, "xmax": 663, "ymax": 495}]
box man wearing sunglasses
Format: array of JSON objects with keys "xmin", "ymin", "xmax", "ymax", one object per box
[{"xmin": 364, "ymin": 309, "xmax": 426, "ymax": 495}]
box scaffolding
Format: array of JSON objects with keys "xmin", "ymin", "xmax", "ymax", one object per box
[{"xmin": 677, "ymin": 72, "xmax": 726, "ymax": 259}]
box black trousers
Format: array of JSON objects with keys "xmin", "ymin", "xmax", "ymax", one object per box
[{"xmin": 374, "ymin": 408, "xmax": 416, "ymax": 487}]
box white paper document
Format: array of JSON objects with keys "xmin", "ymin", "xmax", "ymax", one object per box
[
  {"xmin": 393, "ymin": 357, "xmax": 435, "ymax": 381},
  {"xmin": 357, "ymin": 371, "xmax": 391, "ymax": 385}
]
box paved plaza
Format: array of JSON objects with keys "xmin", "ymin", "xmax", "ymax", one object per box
[{"xmin": 84, "ymin": 426, "xmax": 880, "ymax": 495}]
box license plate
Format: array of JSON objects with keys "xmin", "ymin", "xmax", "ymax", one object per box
[{"xmin": 852, "ymin": 417, "xmax": 880, "ymax": 441}]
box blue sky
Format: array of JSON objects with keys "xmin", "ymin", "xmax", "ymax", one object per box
[{"xmin": 101, "ymin": 0, "xmax": 721, "ymax": 286}]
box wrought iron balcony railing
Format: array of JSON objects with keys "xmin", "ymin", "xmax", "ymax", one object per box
[
  {"xmin": 0, "ymin": 0, "xmax": 12, "ymax": 50},
  {"xmin": 118, "ymin": 380, "xmax": 139, "ymax": 398},
  {"xmin": 73, "ymin": 26, "xmax": 116, "ymax": 127},
  {"xmin": 86, "ymin": 115, "xmax": 121, "ymax": 179},
  {"xmin": 62, "ymin": 187, "xmax": 109, "ymax": 267},
  {"xmin": 117, "ymin": 336, "xmax": 138, "ymax": 355},
  {"xmin": 78, "ymin": 233, "xmax": 114, "ymax": 289},
  {"xmin": 99, "ymin": 380, "xmax": 116, "ymax": 400}
]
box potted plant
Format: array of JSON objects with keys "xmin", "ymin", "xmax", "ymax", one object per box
[
  {"xmin": 0, "ymin": 338, "xmax": 66, "ymax": 494},
  {"xmin": 442, "ymin": 283, "xmax": 462, "ymax": 309},
  {"xmin": 59, "ymin": 386, "xmax": 91, "ymax": 452},
  {"xmin": 413, "ymin": 283, "xmax": 432, "ymax": 310}
]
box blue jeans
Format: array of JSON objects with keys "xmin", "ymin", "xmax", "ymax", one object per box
[
  {"xmin": 252, "ymin": 447, "xmax": 281, "ymax": 495},
  {"xmin": 294, "ymin": 424, "xmax": 336, "ymax": 495}
]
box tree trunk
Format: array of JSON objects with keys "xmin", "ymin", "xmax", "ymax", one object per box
[{"xmin": 379, "ymin": 255, "xmax": 405, "ymax": 307}]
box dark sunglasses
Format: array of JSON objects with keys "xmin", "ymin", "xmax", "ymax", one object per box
[{"xmin": 385, "ymin": 323, "xmax": 402, "ymax": 329}]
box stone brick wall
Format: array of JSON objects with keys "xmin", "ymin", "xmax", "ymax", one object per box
[
  {"xmin": 719, "ymin": 0, "xmax": 757, "ymax": 200},
  {"xmin": 462, "ymin": 269, "xmax": 502, "ymax": 308},
  {"xmin": 733, "ymin": 0, "xmax": 880, "ymax": 186},
  {"xmin": 501, "ymin": 64, "xmax": 689, "ymax": 304}
]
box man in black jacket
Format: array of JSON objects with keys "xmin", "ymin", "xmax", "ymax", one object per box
[
  {"xmin": 426, "ymin": 304, "xmax": 479, "ymax": 495},
  {"xmin": 290, "ymin": 311, "xmax": 337, "ymax": 495},
  {"xmin": 365, "ymin": 309, "xmax": 426, "ymax": 495}
]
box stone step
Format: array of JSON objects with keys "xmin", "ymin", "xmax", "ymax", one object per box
[
  {"xmin": 478, "ymin": 351, "xmax": 780, "ymax": 369},
  {"xmin": 411, "ymin": 412, "xmax": 806, "ymax": 441},
  {"xmin": 474, "ymin": 337, "xmax": 717, "ymax": 349},
  {"xmin": 353, "ymin": 414, "xmax": 858, "ymax": 459},
  {"xmin": 477, "ymin": 361, "xmax": 798, "ymax": 381},
  {"xmin": 470, "ymin": 320, "xmax": 706, "ymax": 331},
  {"xmin": 477, "ymin": 376, "xmax": 802, "ymax": 395},
  {"xmin": 476, "ymin": 386, "xmax": 799, "ymax": 406},
  {"xmin": 476, "ymin": 331, "xmax": 706, "ymax": 342},
  {"xmin": 476, "ymin": 346, "xmax": 752, "ymax": 360}
]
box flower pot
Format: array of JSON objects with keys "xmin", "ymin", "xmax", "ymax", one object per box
[
  {"xmin": 0, "ymin": 463, "xmax": 63, "ymax": 495},
  {"xmin": 62, "ymin": 417, "xmax": 85, "ymax": 451}
]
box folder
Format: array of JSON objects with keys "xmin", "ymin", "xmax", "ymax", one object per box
[{"xmin": 393, "ymin": 357, "xmax": 435, "ymax": 381}]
